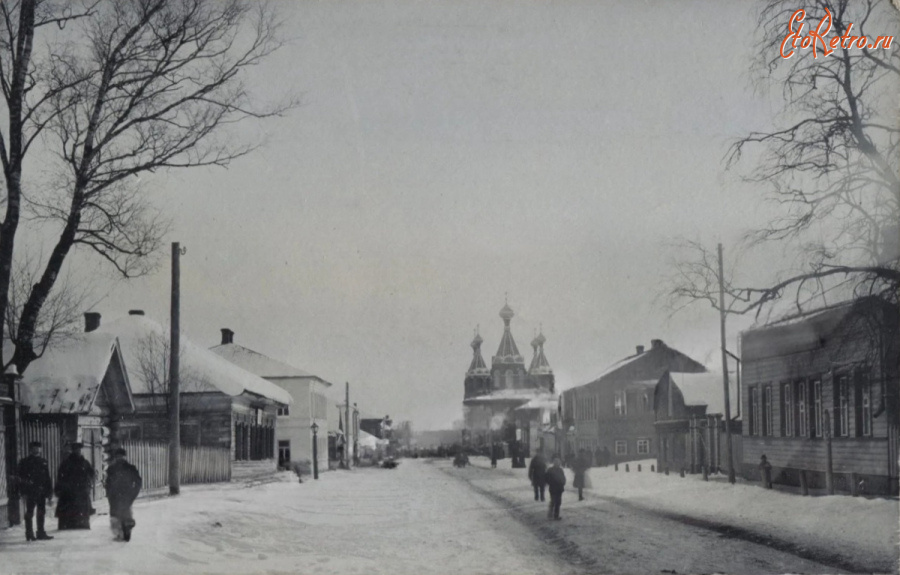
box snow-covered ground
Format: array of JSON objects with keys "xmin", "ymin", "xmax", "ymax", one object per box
[
  {"xmin": 0, "ymin": 463, "xmax": 569, "ymax": 575},
  {"xmin": 468, "ymin": 456, "xmax": 900, "ymax": 572},
  {"xmin": 1, "ymin": 458, "xmax": 895, "ymax": 574}
]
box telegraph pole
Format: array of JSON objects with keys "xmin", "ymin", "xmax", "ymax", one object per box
[
  {"xmin": 345, "ymin": 382, "xmax": 351, "ymax": 469},
  {"xmin": 718, "ymin": 243, "xmax": 736, "ymax": 484},
  {"xmin": 169, "ymin": 242, "xmax": 183, "ymax": 495}
]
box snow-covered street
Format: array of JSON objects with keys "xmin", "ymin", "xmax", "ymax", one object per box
[{"xmin": 1, "ymin": 457, "xmax": 894, "ymax": 574}]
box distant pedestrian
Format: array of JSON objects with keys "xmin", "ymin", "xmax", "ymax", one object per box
[
  {"xmin": 601, "ymin": 446, "xmax": 611, "ymax": 467},
  {"xmin": 490, "ymin": 443, "xmax": 497, "ymax": 468},
  {"xmin": 758, "ymin": 454, "xmax": 773, "ymax": 489},
  {"xmin": 545, "ymin": 456, "xmax": 566, "ymax": 520},
  {"xmin": 55, "ymin": 442, "xmax": 95, "ymax": 530},
  {"xmin": 105, "ymin": 448, "xmax": 142, "ymax": 542},
  {"xmin": 17, "ymin": 441, "xmax": 54, "ymax": 542},
  {"xmin": 573, "ymin": 449, "xmax": 592, "ymax": 501},
  {"xmin": 528, "ymin": 449, "xmax": 547, "ymax": 502}
]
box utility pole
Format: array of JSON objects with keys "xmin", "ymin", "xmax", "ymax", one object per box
[
  {"xmin": 718, "ymin": 243, "xmax": 736, "ymax": 484},
  {"xmin": 3, "ymin": 366, "xmax": 22, "ymax": 525},
  {"xmin": 345, "ymin": 382, "xmax": 350, "ymax": 469},
  {"xmin": 169, "ymin": 242, "xmax": 183, "ymax": 495}
]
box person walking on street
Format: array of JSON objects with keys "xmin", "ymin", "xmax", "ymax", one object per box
[
  {"xmin": 545, "ymin": 456, "xmax": 566, "ymax": 520},
  {"xmin": 573, "ymin": 448, "xmax": 592, "ymax": 501},
  {"xmin": 528, "ymin": 449, "xmax": 547, "ymax": 502},
  {"xmin": 55, "ymin": 442, "xmax": 95, "ymax": 530},
  {"xmin": 106, "ymin": 448, "xmax": 143, "ymax": 542},
  {"xmin": 17, "ymin": 441, "xmax": 54, "ymax": 542}
]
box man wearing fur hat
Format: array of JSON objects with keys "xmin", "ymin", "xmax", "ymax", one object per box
[{"xmin": 105, "ymin": 447, "xmax": 142, "ymax": 542}]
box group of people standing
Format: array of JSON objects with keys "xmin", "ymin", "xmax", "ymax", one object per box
[
  {"xmin": 527, "ymin": 448, "xmax": 592, "ymax": 520},
  {"xmin": 17, "ymin": 441, "xmax": 143, "ymax": 543}
]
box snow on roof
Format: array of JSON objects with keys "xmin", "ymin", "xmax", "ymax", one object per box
[
  {"xmin": 587, "ymin": 352, "xmax": 644, "ymax": 383},
  {"xmin": 97, "ymin": 315, "xmax": 292, "ymax": 405},
  {"xmin": 10, "ymin": 333, "xmax": 134, "ymax": 415},
  {"xmin": 668, "ymin": 371, "xmax": 738, "ymax": 416},
  {"xmin": 209, "ymin": 343, "xmax": 329, "ymax": 383},
  {"xmin": 514, "ymin": 394, "xmax": 559, "ymax": 411},
  {"xmin": 464, "ymin": 388, "xmax": 552, "ymax": 406}
]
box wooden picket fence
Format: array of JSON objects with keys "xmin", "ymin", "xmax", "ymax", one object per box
[
  {"xmin": 120, "ymin": 440, "xmax": 231, "ymax": 489},
  {"xmin": 180, "ymin": 445, "xmax": 231, "ymax": 484}
]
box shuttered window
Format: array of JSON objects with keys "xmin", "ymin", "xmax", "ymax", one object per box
[
  {"xmin": 782, "ymin": 384, "xmax": 793, "ymax": 437},
  {"xmin": 797, "ymin": 381, "xmax": 808, "ymax": 437}
]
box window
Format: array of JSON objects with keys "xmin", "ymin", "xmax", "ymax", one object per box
[
  {"xmin": 749, "ymin": 386, "xmax": 760, "ymax": 436},
  {"xmin": 797, "ymin": 381, "xmax": 808, "ymax": 437},
  {"xmin": 505, "ymin": 369, "xmax": 514, "ymax": 389},
  {"xmin": 812, "ymin": 379, "xmax": 823, "ymax": 438},
  {"xmin": 782, "ymin": 384, "xmax": 793, "ymax": 437},
  {"xmin": 763, "ymin": 386, "xmax": 773, "ymax": 436},
  {"xmin": 837, "ymin": 375, "xmax": 850, "ymax": 437},
  {"xmin": 117, "ymin": 423, "xmax": 142, "ymax": 441},
  {"xmin": 860, "ymin": 374, "xmax": 872, "ymax": 437},
  {"xmin": 615, "ymin": 440, "xmax": 627, "ymax": 455},
  {"xmin": 641, "ymin": 394, "xmax": 650, "ymax": 413},
  {"xmin": 614, "ymin": 391, "xmax": 627, "ymax": 416},
  {"xmin": 637, "ymin": 439, "xmax": 650, "ymax": 454},
  {"xmin": 277, "ymin": 405, "xmax": 290, "ymax": 416}
]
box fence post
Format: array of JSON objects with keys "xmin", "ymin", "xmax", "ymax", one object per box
[{"xmin": 800, "ymin": 470, "xmax": 809, "ymax": 496}]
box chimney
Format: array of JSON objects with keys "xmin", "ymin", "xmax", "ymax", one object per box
[
  {"xmin": 651, "ymin": 339, "xmax": 664, "ymax": 350},
  {"xmin": 84, "ymin": 312, "xmax": 101, "ymax": 332},
  {"xmin": 128, "ymin": 310, "xmax": 144, "ymax": 316},
  {"xmin": 636, "ymin": 345, "xmax": 645, "ymax": 355},
  {"xmin": 221, "ymin": 328, "xmax": 234, "ymax": 345}
]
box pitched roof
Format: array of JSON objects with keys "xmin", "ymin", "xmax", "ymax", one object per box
[
  {"xmin": 741, "ymin": 297, "xmax": 897, "ymax": 361},
  {"xmin": 666, "ymin": 371, "xmax": 738, "ymax": 416},
  {"xmin": 11, "ymin": 333, "xmax": 134, "ymax": 415},
  {"xmin": 585, "ymin": 339, "xmax": 707, "ymax": 385},
  {"xmin": 96, "ymin": 315, "xmax": 292, "ymax": 405},
  {"xmin": 209, "ymin": 343, "xmax": 329, "ymax": 384}
]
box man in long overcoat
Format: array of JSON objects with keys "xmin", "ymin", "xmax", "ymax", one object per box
[
  {"xmin": 106, "ymin": 448, "xmax": 142, "ymax": 542},
  {"xmin": 545, "ymin": 456, "xmax": 566, "ymax": 520},
  {"xmin": 55, "ymin": 442, "xmax": 95, "ymax": 529},
  {"xmin": 528, "ymin": 449, "xmax": 547, "ymax": 502},
  {"xmin": 18, "ymin": 441, "xmax": 54, "ymax": 541}
]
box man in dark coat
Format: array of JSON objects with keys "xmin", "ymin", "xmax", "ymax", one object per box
[
  {"xmin": 573, "ymin": 449, "xmax": 591, "ymax": 501},
  {"xmin": 106, "ymin": 448, "xmax": 142, "ymax": 542},
  {"xmin": 18, "ymin": 441, "xmax": 54, "ymax": 541},
  {"xmin": 55, "ymin": 442, "xmax": 95, "ymax": 530},
  {"xmin": 545, "ymin": 456, "xmax": 566, "ymax": 520},
  {"xmin": 528, "ymin": 449, "xmax": 547, "ymax": 501}
]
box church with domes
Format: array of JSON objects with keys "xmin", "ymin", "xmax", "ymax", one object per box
[{"xmin": 462, "ymin": 303, "xmax": 558, "ymax": 460}]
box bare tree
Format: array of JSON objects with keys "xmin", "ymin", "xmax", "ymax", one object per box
[
  {"xmin": 4, "ymin": 252, "xmax": 93, "ymax": 358},
  {"xmin": 0, "ymin": 0, "xmax": 296, "ymax": 372},
  {"xmin": 134, "ymin": 330, "xmax": 205, "ymax": 417},
  {"xmin": 668, "ymin": 0, "xmax": 899, "ymax": 319}
]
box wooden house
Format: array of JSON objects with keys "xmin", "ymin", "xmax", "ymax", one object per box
[
  {"xmin": 740, "ymin": 297, "xmax": 899, "ymax": 495},
  {"xmin": 1, "ymin": 326, "xmax": 135, "ymax": 525},
  {"xmin": 560, "ymin": 339, "xmax": 706, "ymax": 464},
  {"xmin": 210, "ymin": 328, "xmax": 331, "ymax": 473},
  {"xmin": 654, "ymin": 371, "xmax": 741, "ymax": 475},
  {"xmin": 94, "ymin": 311, "xmax": 292, "ymax": 482}
]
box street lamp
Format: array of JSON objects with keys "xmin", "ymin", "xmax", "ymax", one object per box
[{"xmin": 310, "ymin": 422, "xmax": 319, "ymax": 480}]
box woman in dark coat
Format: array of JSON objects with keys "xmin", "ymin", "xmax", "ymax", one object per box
[
  {"xmin": 528, "ymin": 450, "xmax": 547, "ymax": 502},
  {"xmin": 572, "ymin": 449, "xmax": 591, "ymax": 501},
  {"xmin": 106, "ymin": 448, "xmax": 142, "ymax": 542},
  {"xmin": 55, "ymin": 443, "xmax": 95, "ymax": 530}
]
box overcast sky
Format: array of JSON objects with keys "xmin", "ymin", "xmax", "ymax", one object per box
[{"xmin": 81, "ymin": 0, "xmax": 811, "ymax": 429}]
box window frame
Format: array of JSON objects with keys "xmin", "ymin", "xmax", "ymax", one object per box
[
  {"xmin": 797, "ymin": 380, "xmax": 808, "ymax": 437},
  {"xmin": 615, "ymin": 440, "xmax": 627, "ymax": 455},
  {"xmin": 614, "ymin": 391, "xmax": 628, "ymax": 416},
  {"xmin": 636, "ymin": 439, "xmax": 650, "ymax": 455},
  {"xmin": 782, "ymin": 383, "xmax": 793, "ymax": 437},
  {"xmin": 812, "ymin": 379, "xmax": 823, "ymax": 438}
]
